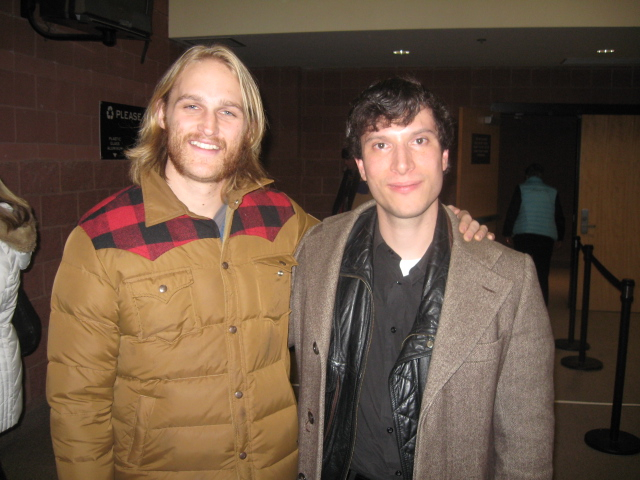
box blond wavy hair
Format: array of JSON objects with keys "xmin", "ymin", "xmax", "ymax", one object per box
[{"xmin": 127, "ymin": 45, "xmax": 268, "ymax": 194}]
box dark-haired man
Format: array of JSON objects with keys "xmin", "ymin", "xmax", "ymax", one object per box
[{"xmin": 292, "ymin": 78, "xmax": 554, "ymax": 480}]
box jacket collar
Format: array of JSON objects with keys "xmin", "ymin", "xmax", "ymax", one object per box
[
  {"xmin": 340, "ymin": 205, "xmax": 377, "ymax": 281},
  {"xmin": 140, "ymin": 170, "xmax": 273, "ymax": 228},
  {"xmin": 397, "ymin": 204, "xmax": 452, "ymax": 363},
  {"xmin": 524, "ymin": 176, "xmax": 544, "ymax": 186}
]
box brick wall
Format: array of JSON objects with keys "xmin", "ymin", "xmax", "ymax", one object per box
[
  {"xmin": 0, "ymin": 0, "xmax": 182, "ymax": 410},
  {"xmin": 256, "ymin": 65, "xmax": 639, "ymax": 219}
]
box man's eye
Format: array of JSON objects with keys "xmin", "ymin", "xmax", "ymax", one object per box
[
  {"xmin": 221, "ymin": 110, "xmax": 236, "ymax": 116},
  {"xmin": 185, "ymin": 104, "xmax": 198, "ymax": 110},
  {"xmin": 374, "ymin": 143, "xmax": 386, "ymax": 149},
  {"xmin": 415, "ymin": 138, "xmax": 426, "ymax": 145}
]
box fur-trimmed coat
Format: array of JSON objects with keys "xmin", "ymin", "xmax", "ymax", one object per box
[{"xmin": 0, "ymin": 203, "xmax": 36, "ymax": 432}]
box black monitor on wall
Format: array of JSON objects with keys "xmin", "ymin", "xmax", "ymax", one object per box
[{"xmin": 39, "ymin": 0, "xmax": 153, "ymax": 40}]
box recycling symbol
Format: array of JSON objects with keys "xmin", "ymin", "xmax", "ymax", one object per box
[{"xmin": 106, "ymin": 106, "xmax": 114, "ymax": 120}]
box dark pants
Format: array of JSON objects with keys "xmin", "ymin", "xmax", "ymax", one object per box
[{"xmin": 513, "ymin": 233, "xmax": 555, "ymax": 305}]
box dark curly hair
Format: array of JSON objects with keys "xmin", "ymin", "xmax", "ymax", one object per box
[{"xmin": 345, "ymin": 77, "xmax": 454, "ymax": 160}]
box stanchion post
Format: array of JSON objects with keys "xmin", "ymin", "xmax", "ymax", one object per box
[
  {"xmin": 556, "ymin": 236, "xmax": 587, "ymax": 351},
  {"xmin": 611, "ymin": 280, "xmax": 634, "ymax": 440},
  {"xmin": 561, "ymin": 245, "xmax": 602, "ymax": 370},
  {"xmin": 584, "ymin": 279, "xmax": 640, "ymax": 455},
  {"xmin": 578, "ymin": 245, "xmax": 592, "ymax": 364}
]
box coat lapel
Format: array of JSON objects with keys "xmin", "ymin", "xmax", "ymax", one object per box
[
  {"xmin": 303, "ymin": 202, "xmax": 376, "ymax": 358},
  {"xmin": 421, "ymin": 215, "xmax": 514, "ymax": 412}
]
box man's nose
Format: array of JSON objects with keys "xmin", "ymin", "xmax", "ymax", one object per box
[
  {"xmin": 391, "ymin": 145, "xmax": 414, "ymax": 174},
  {"xmin": 198, "ymin": 112, "xmax": 218, "ymax": 136}
]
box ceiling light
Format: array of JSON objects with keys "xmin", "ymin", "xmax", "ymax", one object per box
[
  {"xmin": 393, "ymin": 50, "xmax": 410, "ymax": 55},
  {"xmin": 597, "ymin": 49, "xmax": 615, "ymax": 54}
]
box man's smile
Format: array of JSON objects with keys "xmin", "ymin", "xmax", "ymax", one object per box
[
  {"xmin": 388, "ymin": 180, "xmax": 421, "ymax": 193},
  {"xmin": 190, "ymin": 140, "xmax": 221, "ymax": 150}
]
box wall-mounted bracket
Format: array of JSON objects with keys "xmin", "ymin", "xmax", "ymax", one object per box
[{"xmin": 20, "ymin": 0, "xmax": 152, "ymax": 63}]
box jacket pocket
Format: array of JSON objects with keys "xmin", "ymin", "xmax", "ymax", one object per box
[
  {"xmin": 252, "ymin": 254, "xmax": 297, "ymax": 321},
  {"xmin": 465, "ymin": 336, "xmax": 503, "ymax": 363},
  {"xmin": 127, "ymin": 395, "xmax": 156, "ymax": 466},
  {"xmin": 125, "ymin": 269, "xmax": 197, "ymax": 342}
]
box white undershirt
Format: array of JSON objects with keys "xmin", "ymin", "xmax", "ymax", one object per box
[{"xmin": 399, "ymin": 258, "xmax": 420, "ymax": 276}]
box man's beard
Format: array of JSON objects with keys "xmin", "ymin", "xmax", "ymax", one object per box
[{"xmin": 166, "ymin": 129, "xmax": 249, "ymax": 184}]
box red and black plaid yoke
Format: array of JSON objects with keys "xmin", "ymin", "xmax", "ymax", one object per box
[
  {"xmin": 230, "ymin": 190, "xmax": 295, "ymax": 242},
  {"xmin": 79, "ymin": 186, "xmax": 295, "ymax": 261}
]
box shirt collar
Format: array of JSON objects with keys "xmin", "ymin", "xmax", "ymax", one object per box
[
  {"xmin": 140, "ymin": 169, "xmax": 273, "ymax": 227},
  {"xmin": 372, "ymin": 205, "xmax": 450, "ymax": 282},
  {"xmin": 373, "ymin": 219, "xmax": 429, "ymax": 283},
  {"xmin": 373, "ymin": 218, "xmax": 386, "ymax": 251}
]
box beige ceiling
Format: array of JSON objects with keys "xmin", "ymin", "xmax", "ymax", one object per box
[{"xmin": 168, "ymin": 1, "xmax": 640, "ymax": 69}]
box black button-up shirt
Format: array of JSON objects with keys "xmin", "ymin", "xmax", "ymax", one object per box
[{"xmin": 350, "ymin": 224, "xmax": 429, "ymax": 479}]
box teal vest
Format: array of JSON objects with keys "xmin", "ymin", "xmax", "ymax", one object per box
[{"xmin": 513, "ymin": 177, "xmax": 558, "ymax": 240}]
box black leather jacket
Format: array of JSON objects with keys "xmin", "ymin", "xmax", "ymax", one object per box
[{"xmin": 321, "ymin": 205, "xmax": 451, "ymax": 480}]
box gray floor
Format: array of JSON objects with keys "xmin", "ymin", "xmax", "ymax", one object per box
[
  {"xmin": 0, "ymin": 400, "xmax": 55, "ymax": 479},
  {"xmin": 0, "ymin": 267, "xmax": 638, "ymax": 479}
]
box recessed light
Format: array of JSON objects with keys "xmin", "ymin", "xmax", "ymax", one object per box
[
  {"xmin": 597, "ymin": 49, "xmax": 615, "ymax": 54},
  {"xmin": 393, "ymin": 50, "xmax": 410, "ymax": 55}
]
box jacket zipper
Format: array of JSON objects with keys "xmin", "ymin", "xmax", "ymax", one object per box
[
  {"xmin": 324, "ymin": 368, "xmax": 341, "ymax": 437},
  {"xmin": 393, "ymin": 332, "xmax": 435, "ymax": 478},
  {"xmin": 340, "ymin": 273, "xmax": 374, "ymax": 480}
]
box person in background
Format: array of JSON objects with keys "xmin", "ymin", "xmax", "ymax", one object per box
[
  {"xmin": 0, "ymin": 179, "xmax": 37, "ymax": 480},
  {"xmin": 503, "ymin": 163, "xmax": 565, "ymax": 304},
  {"xmin": 332, "ymin": 148, "xmax": 361, "ymax": 215},
  {"xmin": 332, "ymin": 148, "xmax": 373, "ymax": 215},
  {"xmin": 291, "ymin": 77, "xmax": 554, "ymax": 480}
]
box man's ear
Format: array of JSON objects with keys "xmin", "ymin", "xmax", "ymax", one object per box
[
  {"xmin": 157, "ymin": 99, "xmax": 167, "ymax": 130},
  {"xmin": 442, "ymin": 150, "xmax": 449, "ymax": 172},
  {"xmin": 355, "ymin": 158, "xmax": 367, "ymax": 181}
]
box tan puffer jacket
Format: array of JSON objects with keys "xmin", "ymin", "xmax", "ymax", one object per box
[{"xmin": 47, "ymin": 171, "xmax": 317, "ymax": 479}]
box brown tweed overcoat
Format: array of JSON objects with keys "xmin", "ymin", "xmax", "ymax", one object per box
[{"xmin": 291, "ymin": 202, "xmax": 554, "ymax": 480}]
